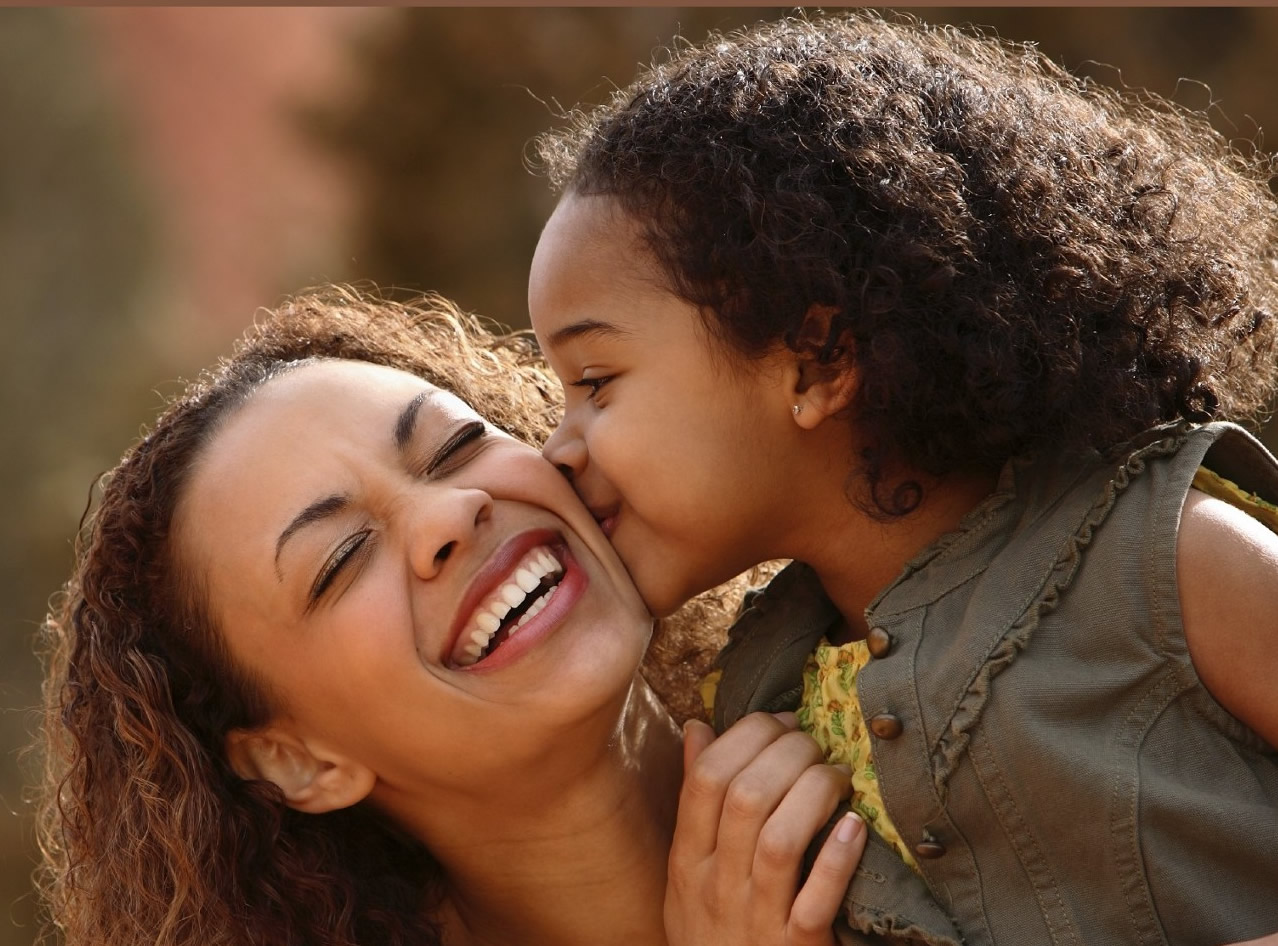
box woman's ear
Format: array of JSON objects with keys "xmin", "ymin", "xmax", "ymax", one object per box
[
  {"xmin": 225, "ymin": 725, "xmax": 376, "ymax": 814},
  {"xmin": 790, "ymin": 304, "xmax": 858, "ymax": 430}
]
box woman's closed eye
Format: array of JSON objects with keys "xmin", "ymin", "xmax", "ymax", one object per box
[
  {"xmin": 306, "ymin": 422, "xmax": 487, "ymax": 608},
  {"xmin": 420, "ymin": 421, "xmax": 487, "ymax": 478},
  {"xmin": 308, "ymin": 529, "xmax": 377, "ymax": 607}
]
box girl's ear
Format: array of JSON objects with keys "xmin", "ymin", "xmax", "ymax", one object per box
[
  {"xmin": 790, "ymin": 304, "xmax": 858, "ymax": 430},
  {"xmin": 225, "ymin": 724, "xmax": 376, "ymax": 814}
]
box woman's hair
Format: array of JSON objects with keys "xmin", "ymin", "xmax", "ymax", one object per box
[
  {"xmin": 536, "ymin": 12, "xmax": 1278, "ymax": 512},
  {"xmin": 35, "ymin": 286, "xmax": 728, "ymax": 946}
]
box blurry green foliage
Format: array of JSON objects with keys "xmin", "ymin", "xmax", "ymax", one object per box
[
  {"xmin": 1, "ymin": 9, "xmax": 171, "ymax": 945},
  {"xmin": 314, "ymin": 8, "xmax": 787, "ymax": 332}
]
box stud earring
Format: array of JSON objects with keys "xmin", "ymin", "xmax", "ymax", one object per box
[{"xmin": 792, "ymin": 404, "xmax": 803, "ymax": 417}]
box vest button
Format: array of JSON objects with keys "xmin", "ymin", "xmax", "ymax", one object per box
[
  {"xmin": 868, "ymin": 713, "xmax": 903, "ymax": 739},
  {"xmin": 866, "ymin": 626, "xmax": 893, "ymax": 658},
  {"xmin": 915, "ymin": 838, "xmax": 947, "ymax": 859}
]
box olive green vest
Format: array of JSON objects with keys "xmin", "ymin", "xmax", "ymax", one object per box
[{"xmin": 712, "ymin": 423, "xmax": 1278, "ymax": 946}]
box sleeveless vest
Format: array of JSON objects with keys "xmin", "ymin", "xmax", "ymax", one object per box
[{"xmin": 712, "ymin": 423, "xmax": 1278, "ymax": 946}]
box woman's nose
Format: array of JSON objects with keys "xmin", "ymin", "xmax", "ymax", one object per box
[
  {"xmin": 542, "ymin": 421, "xmax": 587, "ymax": 482},
  {"xmin": 406, "ymin": 486, "xmax": 493, "ymax": 580}
]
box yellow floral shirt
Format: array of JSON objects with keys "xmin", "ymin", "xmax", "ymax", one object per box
[{"xmin": 796, "ymin": 638, "xmax": 920, "ymax": 873}]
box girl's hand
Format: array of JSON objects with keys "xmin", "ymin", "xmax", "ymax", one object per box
[{"xmin": 665, "ymin": 713, "xmax": 867, "ymax": 946}]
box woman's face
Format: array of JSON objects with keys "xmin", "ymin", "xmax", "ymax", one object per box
[{"xmin": 178, "ymin": 358, "xmax": 651, "ymax": 805}]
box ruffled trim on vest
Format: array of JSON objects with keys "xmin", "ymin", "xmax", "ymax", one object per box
[{"xmin": 928, "ymin": 425, "xmax": 1193, "ymax": 798}]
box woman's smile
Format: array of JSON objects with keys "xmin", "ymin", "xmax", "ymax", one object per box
[
  {"xmin": 447, "ymin": 529, "xmax": 580, "ymax": 670},
  {"xmin": 176, "ymin": 357, "xmax": 652, "ymax": 791}
]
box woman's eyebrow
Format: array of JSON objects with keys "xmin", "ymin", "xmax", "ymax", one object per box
[
  {"xmin": 274, "ymin": 493, "xmax": 349, "ymax": 577},
  {"xmin": 395, "ymin": 390, "xmax": 431, "ymax": 452},
  {"xmin": 276, "ymin": 390, "xmax": 429, "ymax": 579}
]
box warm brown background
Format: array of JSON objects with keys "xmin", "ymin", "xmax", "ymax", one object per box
[{"xmin": 3, "ymin": 9, "xmax": 1275, "ymax": 944}]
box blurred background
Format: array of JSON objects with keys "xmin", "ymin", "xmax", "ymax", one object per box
[{"xmin": 2, "ymin": 8, "xmax": 1276, "ymax": 943}]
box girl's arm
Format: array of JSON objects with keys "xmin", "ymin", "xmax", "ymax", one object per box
[
  {"xmin": 1178, "ymin": 491, "xmax": 1278, "ymax": 946},
  {"xmin": 1177, "ymin": 490, "xmax": 1278, "ymax": 749},
  {"xmin": 666, "ymin": 713, "xmax": 867, "ymax": 946}
]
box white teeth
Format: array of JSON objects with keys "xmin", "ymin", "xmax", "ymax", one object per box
[{"xmin": 456, "ymin": 545, "xmax": 566, "ymax": 664}]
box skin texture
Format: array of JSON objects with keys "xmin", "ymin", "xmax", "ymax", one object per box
[
  {"xmin": 666, "ymin": 713, "xmax": 867, "ymax": 946},
  {"xmin": 532, "ymin": 193, "xmax": 799, "ymax": 618},
  {"xmin": 1177, "ymin": 491, "xmax": 1278, "ymax": 751}
]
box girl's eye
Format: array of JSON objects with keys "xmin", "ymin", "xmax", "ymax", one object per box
[
  {"xmin": 309, "ymin": 530, "xmax": 374, "ymax": 606},
  {"xmin": 570, "ymin": 374, "xmax": 613, "ymax": 402}
]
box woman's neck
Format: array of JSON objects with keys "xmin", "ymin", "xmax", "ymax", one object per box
[{"xmin": 428, "ymin": 678, "xmax": 682, "ymax": 946}]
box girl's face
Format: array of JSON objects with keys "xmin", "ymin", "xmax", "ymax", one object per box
[
  {"xmin": 178, "ymin": 359, "xmax": 651, "ymax": 806},
  {"xmin": 530, "ymin": 193, "xmax": 801, "ymax": 617}
]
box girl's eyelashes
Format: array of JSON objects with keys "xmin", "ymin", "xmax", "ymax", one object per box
[
  {"xmin": 570, "ymin": 374, "xmax": 614, "ymax": 402},
  {"xmin": 308, "ymin": 530, "xmax": 375, "ymax": 607}
]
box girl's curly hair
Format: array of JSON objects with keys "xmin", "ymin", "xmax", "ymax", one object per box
[
  {"xmin": 34, "ymin": 287, "xmax": 728, "ymax": 946},
  {"xmin": 535, "ymin": 12, "xmax": 1278, "ymax": 511}
]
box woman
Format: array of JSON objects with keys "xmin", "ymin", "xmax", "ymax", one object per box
[{"xmin": 34, "ymin": 287, "xmax": 862, "ymax": 946}]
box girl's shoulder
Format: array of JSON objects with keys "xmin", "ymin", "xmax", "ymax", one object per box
[{"xmin": 1178, "ymin": 477, "xmax": 1278, "ymax": 749}]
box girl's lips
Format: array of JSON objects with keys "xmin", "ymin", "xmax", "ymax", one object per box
[{"xmin": 589, "ymin": 504, "xmax": 619, "ymax": 539}]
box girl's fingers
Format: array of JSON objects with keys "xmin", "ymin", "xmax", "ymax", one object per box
[
  {"xmin": 746, "ymin": 764, "xmax": 853, "ymax": 922},
  {"xmin": 711, "ymin": 729, "xmax": 826, "ymax": 875},
  {"xmin": 673, "ymin": 713, "xmax": 799, "ymax": 861},
  {"xmin": 788, "ymin": 812, "xmax": 866, "ymax": 944},
  {"xmin": 682, "ymin": 719, "xmax": 716, "ymax": 771}
]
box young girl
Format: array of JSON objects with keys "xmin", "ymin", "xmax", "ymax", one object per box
[{"xmin": 529, "ymin": 13, "xmax": 1278, "ymax": 946}]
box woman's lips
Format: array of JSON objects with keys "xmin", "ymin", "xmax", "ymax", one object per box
[
  {"xmin": 454, "ymin": 543, "xmax": 587, "ymax": 673},
  {"xmin": 450, "ymin": 544, "xmax": 564, "ymax": 667},
  {"xmin": 446, "ymin": 528, "xmax": 561, "ymax": 663}
]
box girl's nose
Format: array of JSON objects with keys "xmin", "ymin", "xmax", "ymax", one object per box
[
  {"xmin": 406, "ymin": 486, "xmax": 493, "ymax": 580},
  {"xmin": 542, "ymin": 422, "xmax": 587, "ymax": 482}
]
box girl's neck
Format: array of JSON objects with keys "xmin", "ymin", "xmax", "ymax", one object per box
[
  {"xmin": 428, "ymin": 678, "xmax": 682, "ymax": 946},
  {"xmin": 792, "ymin": 465, "xmax": 1000, "ymax": 637}
]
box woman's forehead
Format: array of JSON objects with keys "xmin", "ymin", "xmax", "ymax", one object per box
[{"xmin": 251, "ymin": 358, "xmax": 480, "ymax": 425}]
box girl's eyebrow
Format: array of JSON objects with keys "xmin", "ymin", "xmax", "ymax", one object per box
[{"xmin": 546, "ymin": 318, "xmax": 634, "ymax": 348}]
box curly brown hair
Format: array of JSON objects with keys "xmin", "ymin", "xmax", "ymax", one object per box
[
  {"xmin": 34, "ymin": 287, "xmax": 728, "ymax": 946},
  {"xmin": 535, "ymin": 12, "xmax": 1278, "ymax": 511}
]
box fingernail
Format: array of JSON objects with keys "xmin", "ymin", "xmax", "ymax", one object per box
[
  {"xmin": 835, "ymin": 812, "xmax": 864, "ymax": 843},
  {"xmin": 834, "ymin": 763, "xmax": 853, "ymax": 777},
  {"xmin": 773, "ymin": 711, "xmax": 799, "ymax": 727}
]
